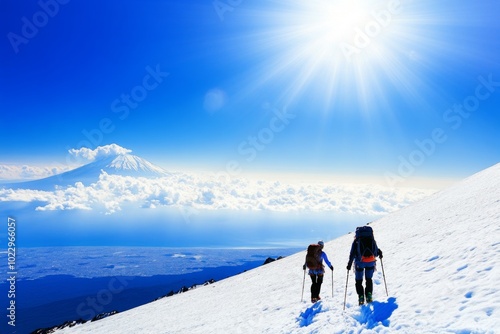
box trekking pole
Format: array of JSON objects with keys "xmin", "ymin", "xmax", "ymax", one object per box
[
  {"xmin": 380, "ymin": 258, "xmax": 389, "ymax": 296},
  {"xmin": 331, "ymin": 269, "xmax": 334, "ymax": 298},
  {"xmin": 343, "ymin": 270, "xmax": 349, "ymax": 311},
  {"xmin": 300, "ymin": 268, "xmax": 306, "ymax": 302}
]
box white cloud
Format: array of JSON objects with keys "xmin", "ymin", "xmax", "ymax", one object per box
[
  {"xmin": 0, "ymin": 171, "xmax": 436, "ymax": 215},
  {"xmin": 172, "ymin": 254, "xmax": 186, "ymax": 258},
  {"xmin": 0, "ymin": 164, "xmax": 72, "ymax": 181},
  {"xmin": 68, "ymin": 144, "xmax": 132, "ymax": 162}
]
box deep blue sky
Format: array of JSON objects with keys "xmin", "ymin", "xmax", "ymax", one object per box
[{"xmin": 1, "ymin": 0, "xmax": 499, "ymax": 183}]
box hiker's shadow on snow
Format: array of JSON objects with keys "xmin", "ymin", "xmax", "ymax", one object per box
[
  {"xmin": 297, "ymin": 301, "xmax": 324, "ymax": 327},
  {"xmin": 352, "ymin": 297, "xmax": 398, "ymax": 328}
]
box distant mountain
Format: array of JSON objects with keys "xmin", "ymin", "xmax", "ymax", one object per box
[{"xmin": 4, "ymin": 154, "xmax": 169, "ymax": 190}]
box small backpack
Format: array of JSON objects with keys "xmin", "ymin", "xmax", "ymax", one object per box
[
  {"xmin": 355, "ymin": 226, "xmax": 378, "ymax": 262},
  {"xmin": 305, "ymin": 244, "xmax": 323, "ymax": 269}
]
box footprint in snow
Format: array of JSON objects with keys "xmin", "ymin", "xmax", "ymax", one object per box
[
  {"xmin": 477, "ymin": 266, "xmax": 492, "ymax": 273},
  {"xmin": 485, "ymin": 307, "xmax": 493, "ymax": 316}
]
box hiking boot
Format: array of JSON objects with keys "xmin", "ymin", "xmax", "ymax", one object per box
[
  {"xmin": 366, "ymin": 292, "xmax": 373, "ymax": 303},
  {"xmin": 358, "ymin": 295, "xmax": 365, "ymax": 306},
  {"xmin": 317, "ymin": 296, "xmax": 321, "ymax": 300},
  {"xmin": 311, "ymin": 297, "xmax": 318, "ymax": 303}
]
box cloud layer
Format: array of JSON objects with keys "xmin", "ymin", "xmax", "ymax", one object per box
[
  {"xmin": 0, "ymin": 171, "xmax": 435, "ymax": 215},
  {"xmin": 0, "ymin": 164, "xmax": 71, "ymax": 181}
]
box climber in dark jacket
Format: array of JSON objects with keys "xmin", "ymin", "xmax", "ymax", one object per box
[{"xmin": 347, "ymin": 228, "xmax": 383, "ymax": 305}]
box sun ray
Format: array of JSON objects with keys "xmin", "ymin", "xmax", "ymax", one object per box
[{"xmin": 226, "ymin": 0, "xmax": 491, "ymax": 119}]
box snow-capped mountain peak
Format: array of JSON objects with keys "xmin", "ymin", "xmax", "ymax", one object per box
[
  {"xmin": 107, "ymin": 154, "xmax": 149, "ymax": 171},
  {"xmin": 92, "ymin": 154, "xmax": 169, "ymax": 177},
  {"xmin": 5, "ymin": 154, "xmax": 169, "ymax": 190}
]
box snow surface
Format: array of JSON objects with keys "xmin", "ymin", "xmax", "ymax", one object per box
[
  {"xmin": 57, "ymin": 163, "xmax": 500, "ymax": 333},
  {"xmin": 104, "ymin": 154, "xmax": 169, "ymax": 176}
]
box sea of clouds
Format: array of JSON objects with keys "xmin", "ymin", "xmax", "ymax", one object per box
[
  {"xmin": 0, "ymin": 171, "xmax": 434, "ymax": 215},
  {"xmin": 0, "ymin": 144, "xmax": 436, "ymax": 215}
]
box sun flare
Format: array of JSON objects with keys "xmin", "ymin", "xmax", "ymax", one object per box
[{"xmin": 238, "ymin": 0, "xmax": 453, "ymax": 114}]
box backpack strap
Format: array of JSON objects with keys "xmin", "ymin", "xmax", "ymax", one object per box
[{"xmin": 356, "ymin": 238, "xmax": 361, "ymax": 263}]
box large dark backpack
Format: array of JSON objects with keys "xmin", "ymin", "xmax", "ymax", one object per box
[
  {"xmin": 355, "ymin": 226, "xmax": 378, "ymax": 262},
  {"xmin": 305, "ymin": 244, "xmax": 323, "ymax": 270}
]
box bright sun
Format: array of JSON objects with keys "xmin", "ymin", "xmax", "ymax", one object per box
[
  {"xmin": 313, "ymin": 1, "xmax": 371, "ymax": 44},
  {"xmin": 240, "ymin": 0, "xmax": 429, "ymax": 112}
]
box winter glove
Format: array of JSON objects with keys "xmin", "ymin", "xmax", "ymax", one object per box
[
  {"xmin": 329, "ymin": 265, "xmax": 334, "ymax": 271},
  {"xmin": 346, "ymin": 261, "xmax": 352, "ymax": 271},
  {"xmin": 303, "ymin": 264, "xmax": 306, "ymax": 270},
  {"xmin": 378, "ymin": 249, "xmax": 383, "ymax": 259}
]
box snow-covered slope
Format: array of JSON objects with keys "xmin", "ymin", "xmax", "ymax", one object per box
[
  {"xmin": 58, "ymin": 163, "xmax": 500, "ymax": 333},
  {"xmin": 5, "ymin": 154, "xmax": 169, "ymax": 190}
]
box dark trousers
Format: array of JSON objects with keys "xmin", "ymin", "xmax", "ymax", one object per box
[
  {"xmin": 355, "ymin": 261, "xmax": 375, "ymax": 297},
  {"xmin": 309, "ymin": 274, "xmax": 324, "ymax": 299}
]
